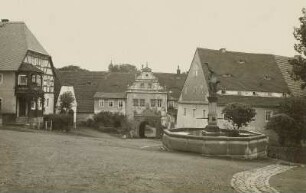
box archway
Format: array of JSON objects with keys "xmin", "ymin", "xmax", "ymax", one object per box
[{"xmin": 139, "ymin": 121, "xmax": 148, "ymax": 138}]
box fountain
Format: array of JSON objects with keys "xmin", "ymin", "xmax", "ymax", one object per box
[{"xmin": 162, "ymin": 64, "xmax": 268, "ymax": 159}]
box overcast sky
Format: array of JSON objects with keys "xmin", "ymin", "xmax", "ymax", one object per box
[{"xmin": 1, "ymin": 0, "xmax": 305, "ymax": 73}]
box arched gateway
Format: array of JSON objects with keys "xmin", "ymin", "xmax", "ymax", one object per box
[{"xmin": 133, "ymin": 108, "xmax": 162, "ymax": 138}]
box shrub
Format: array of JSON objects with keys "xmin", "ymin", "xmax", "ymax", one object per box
[
  {"xmin": 93, "ymin": 111, "xmax": 128, "ymax": 129},
  {"xmin": 222, "ymin": 103, "xmax": 256, "ymax": 133},
  {"xmin": 266, "ymin": 114, "xmax": 301, "ymax": 146},
  {"xmin": 44, "ymin": 114, "xmax": 73, "ymax": 131}
]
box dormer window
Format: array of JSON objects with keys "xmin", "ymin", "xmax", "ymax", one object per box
[
  {"xmin": 222, "ymin": 73, "xmax": 233, "ymax": 78},
  {"xmin": 264, "ymin": 75, "xmax": 272, "ymax": 80},
  {"xmin": 238, "ymin": 59, "xmax": 246, "ymax": 64}
]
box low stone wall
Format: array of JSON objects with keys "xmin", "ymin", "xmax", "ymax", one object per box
[
  {"xmin": 29, "ymin": 117, "xmax": 43, "ymax": 129},
  {"xmin": 268, "ymin": 146, "xmax": 306, "ymax": 164},
  {"xmin": 162, "ymin": 129, "xmax": 268, "ymax": 159}
]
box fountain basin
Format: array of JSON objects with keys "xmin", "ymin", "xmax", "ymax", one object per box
[{"xmin": 162, "ymin": 128, "xmax": 268, "ymax": 159}]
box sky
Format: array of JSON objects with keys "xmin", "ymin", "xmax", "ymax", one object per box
[{"xmin": 0, "ymin": 0, "xmax": 305, "ymax": 73}]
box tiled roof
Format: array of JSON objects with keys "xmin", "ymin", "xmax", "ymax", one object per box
[
  {"xmin": 56, "ymin": 71, "xmax": 107, "ymax": 113},
  {"xmin": 0, "ymin": 21, "xmax": 49, "ymax": 71},
  {"xmin": 197, "ymin": 48, "xmax": 290, "ymax": 93},
  {"xmin": 217, "ymin": 95, "xmax": 285, "ymax": 108},
  {"xmin": 19, "ymin": 62, "xmax": 44, "ymax": 73},
  {"xmin": 274, "ymin": 55, "xmax": 306, "ymax": 97},
  {"xmin": 94, "ymin": 92, "xmax": 126, "ymax": 99},
  {"xmin": 56, "ymin": 71, "xmax": 186, "ymax": 113}
]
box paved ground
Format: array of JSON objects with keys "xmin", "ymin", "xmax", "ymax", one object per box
[{"xmin": 0, "ymin": 127, "xmax": 304, "ymax": 193}]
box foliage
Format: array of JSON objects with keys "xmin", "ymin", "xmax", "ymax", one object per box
[
  {"xmin": 58, "ymin": 65, "xmax": 89, "ymax": 72},
  {"xmin": 44, "ymin": 114, "xmax": 73, "ymax": 131},
  {"xmin": 108, "ymin": 63, "xmax": 137, "ymax": 72},
  {"xmin": 93, "ymin": 111, "xmax": 130, "ymax": 129},
  {"xmin": 290, "ymin": 8, "xmax": 306, "ymax": 89},
  {"xmin": 277, "ymin": 97, "xmax": 306, "ymax": 143},
  {"xmin": 266, "ymin": 114, "xmax": 301, "ymax": 146},
  {"xmin": 222, "ymin": 103, "xmax": 256, "ymax": 130},
  {"xmin": 59, "ymin": 91, "xmax": 75, "ymax": 114}
]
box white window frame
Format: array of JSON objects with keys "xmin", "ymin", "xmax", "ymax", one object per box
[
  {"xmin": 118, "ymin": 100, "xmax": 123, "ymax": 108},
  {"xmin": 140, "ymin": 99, "xmax": 145, "ymax": 107},
  {"xmin": 150, "ymin": 99, "xmax": 156, "ymax": 107},
  {"xmin": 108, "ymin": 100, "xmax": 114, "ymax": 107},
  {"xmin": 265, "ymin": 110, "xmax": 273, "ymax": 122},
  {"xmin": 18, "ymin": 74, "xmax": 27, "ymax": 86},
  {"xmin": 31, "ymin": 100, "xmax": 36, "ymax": 110},
  {"xmin": 157, "ymin": 99, "xmax": 162, "ymax": 107},
  {"xmin": 99, "ymin": 99, "xmax": 104, "ymax": 107},
  {"xmin": 192, "ymin": 109, "xmax": 196, "ymax": 118},
  {"xmin": 0, "ymin": 73, "xmax": 3, "ymax": 85},
  {"xmin": 37, "ymin": 98, "xmax": 42, "ymax": 110},
  {"xmin": 133, "ymin": 99, "xmax": 139, "ymax": 107}
]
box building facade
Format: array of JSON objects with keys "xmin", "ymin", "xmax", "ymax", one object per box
[
  {"xmin": 0, "ymin": 20, "xmax": 56, "ymax": 124},
  {"xmin": 177, "ymin": 47, "xmax": 302, "ymax": 132}
]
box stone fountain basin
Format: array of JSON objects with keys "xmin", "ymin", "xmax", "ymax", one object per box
[{"xmin": 162, "ymin": 128, "xmax": 268, "ymax": 159}]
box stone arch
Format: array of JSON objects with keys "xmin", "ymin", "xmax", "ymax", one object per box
[{"xmin": 134, "ymin": 110, "xmax": 162, "ymax": 138}]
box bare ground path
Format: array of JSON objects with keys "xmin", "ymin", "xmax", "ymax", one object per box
[{"xmin": 0, "ymin": 128, "xmax": 304, "ymax": 193}]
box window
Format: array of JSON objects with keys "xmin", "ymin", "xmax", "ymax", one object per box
[
  {"xmin": 46, "ymin": 98, "xmax": 49, "ymax": 107},
  {"xmin": 168, "ymin": 101, "xmax": 174, "ymax": 108},
  {"xmin": 18, "ymin": 75, "xmax": 27, "ymax": 85},
  {"xmin": 148, "ymin": 83, "xmax": 152, "ymax": 88},
  {"xmin": 183, "ymin": 108, "xmax": 187, "ymax": 116},
  {"xmin": 265, "ymin": 110, "xmax": 273, "ymax": 122},
  {"xmin": 252, "ymin": 91, "xmax": 257, "ymax": 96},
  {"xmin": 267, "ymin": 92, "xmax": 272, "ymax": 97},
  {"xmin": 133, "ymin": 99, "xmax": 139, "ymax": 107},
  {"xmin": 193, "ymin": 109, "xmax": 196, "ymax": 118},
  {"xmin": 0, "ymin": 98, "xmax": 2, "ymax": 111},
  {"xmin": 0, "ymin": 73, "xmax": 3, "ymax": 84},
  {"xmin": 203, "ymin": 110, "xmax": 206, "ymax": 117},
  {"xmin": 157, "ymin": 99, "xmax": 162, "ymax": 107},
  {"xmin": 150, "ymin": 99, "xmax": 156, "ymax": 107},
  {"xmin": 194, "ymin": 66, "xmax": 198, "ymax": 77},
  {"xmin": 118, "ymin": 100, "xmax": 123, "ymax": 108},
  {"xmin": 31, "ymin": 100, "xmax": 36, "ymax": 110},
  {"xmin": 38, "ymin": 98, "xmax": 42, "ymax": 110},
  {"xmin": 221, "ymin": 90, "xmax": 226, "ymax": 94},
  {"xmin": 99, "ymin": 99, "xmax": 104, "ymax": 107},
  {"xmin": 237, "ymin": 91, "xmax": 242, "ymax": 95},
  {"xmin": 140, "ymin": 99, "xmax": 145, "ymax": 107},
  {"xmin": 37, "ymin": 76, "xmax": 41, "ymax": 86},
  {"xmin": 108, "ymin": 100, "xmax": 114, "ymax": 107},
  {"xmin": 32, "ymin": 75, "xmax": 36, "ymax": 83},
  {"xmin": 140, "ymin": 83, "xmax": 145, "ymax": 88}
]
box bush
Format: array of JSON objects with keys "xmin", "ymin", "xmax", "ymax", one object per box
[
  {"xmin": 93, "ymin": 111, "xmax": 129, "ymax": 130},
  {"xmin": 44, "ymin": 114, "xmax": 73, "ymax": 131},
  {"xmin": 266, "ymin": 114, "xmax": 301, "ymax": 146},
  {"xmin": 222, "ymin": 103, "xmax": 256, "ymax": 134}
]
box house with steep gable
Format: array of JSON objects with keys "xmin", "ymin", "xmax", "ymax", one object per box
[
  {"xmin": 177, "ymin": 47, "xmax": 304, "ymax": 132},
  {"xmin": 0, "ymin": 20, "xmax": 56, "ymax": 124}
]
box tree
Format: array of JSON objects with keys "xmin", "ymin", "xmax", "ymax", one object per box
[
  {"xmin": 108, "ymin": 63, "xmax": 137, "ymax": 72},
  {"xmin": 59, "ymin": 91, "xmax": 75, "ymax": 114},
  {"xmin": 277, "ymin": 97, "xmax": 306, "ymax": 143},
  {"xmin": 266, "ymin": 114, "xmax": 301, "ymax": 146},
  {"xmin": 291, "ymin": 8, "xmax": 306, "ymax": 89},
  {"xmin": 58, "ymin": 65, "xmax": 89, "ymax": 72},
  {"xmin": 222, "ymin": 103, "xmax": 256, "ymax": 131}
]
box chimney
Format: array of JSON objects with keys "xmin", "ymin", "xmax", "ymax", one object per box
[
  {"xmin": 219, "ymin": 48, "xmax": 226, "ymax": 53},
  {"xmin": 1, "ymin": 19, "xmax": 9, "ymax": 22},
  {"xmin": 177, "ymin": 65, "xmax": 181, "ymax": 75}
]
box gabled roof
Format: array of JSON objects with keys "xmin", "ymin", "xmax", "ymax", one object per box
[
  {"xmin": 56, "ymin": 70, "xmax": 186, "ymax": 113},
  {"xmin": 94, "ymin": 92, "xmax": 126, "ymax": 99},
  {"xmin": 197, "ymin": 48, "xmax": 290, "ymax": 93},
  {"xmin": 0, "ymin": 21, "xmax": 49, "ymax": 71}
]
